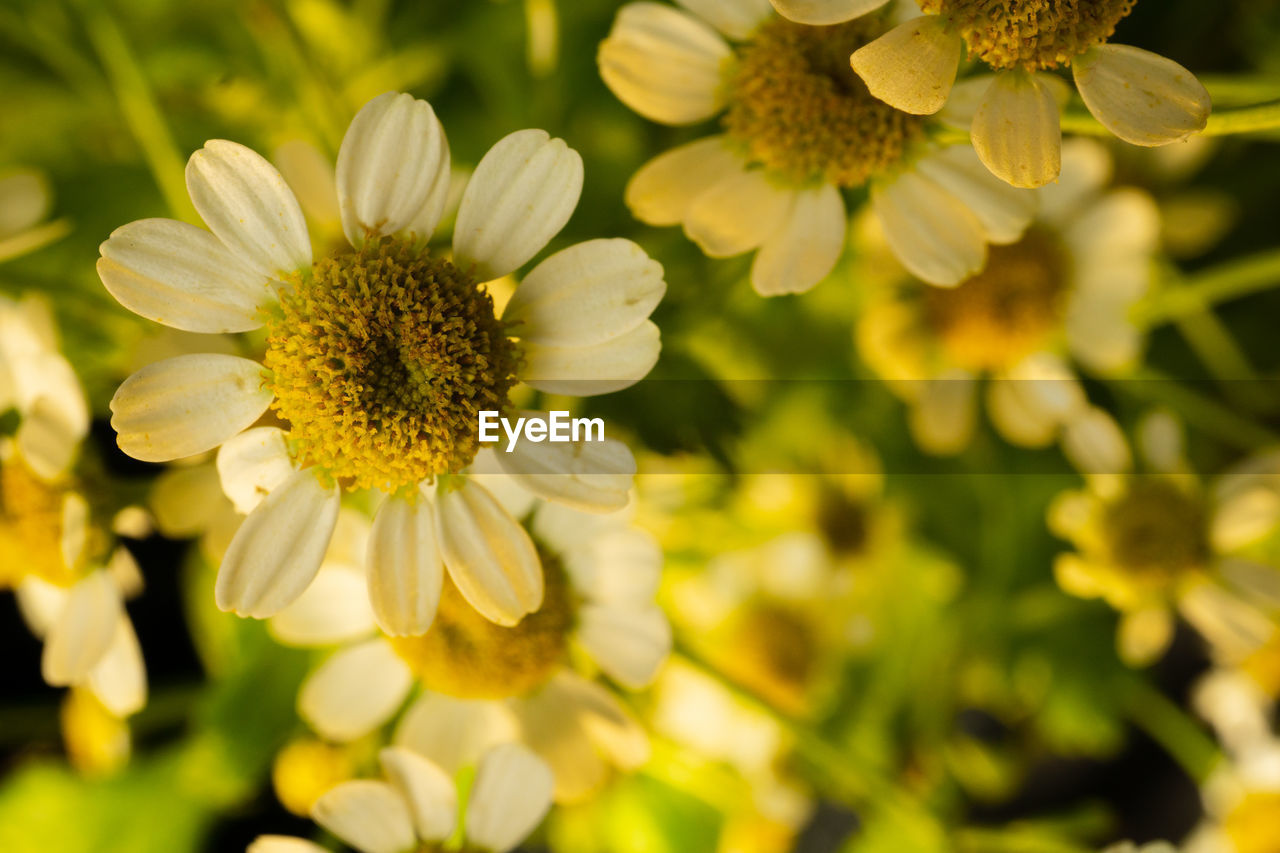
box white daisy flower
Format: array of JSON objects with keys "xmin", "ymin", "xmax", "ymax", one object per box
[
  {"xmin": 250, "ymin": 742, "xmax": 554, "ymax": 853},
  {"xmin": 0, "ymin": 296, "xmax": 147, "ymax": 731},
  {"xmin": 98, "ymin": 91, "xmax": 665, "ymax": 629},
  {"xmin": 857, "ymin": 139, "xmax": 1157, "ymax": 454},
  {"xmin": 848, "ymin": 0, "xmax": 1211, "ymax": 187},
  {"xmin": 270, "ymin": 497, "xmax": 669, "ymax": 804},
  {"xmin": 0, "ymin": 167, "xmax": 71, "ymax": 263},
  {"xmin": 1049, "ymin": 410, "xmax": 1280, "ymax": 667},
  {"xmin": 598, "ymin": 1, "xmax": 1035, "ymax": 292}
]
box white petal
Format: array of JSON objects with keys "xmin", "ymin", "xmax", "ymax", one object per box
[
  {"xmin": 97, "ymin": 218, "xmax": 269, "ymax": 333},
  {"xmin": 110, "ymin": 354, "xmax": 272, "ymax": 463},
  {"xmin": 913, "ymin": 145, "xmax": 1036, "ymax": 244},
  {"xmin": 751, "ymin": 184, "xmax": 846, "ymax": 295},
  {"xmin": 248, "ymin": 837, "xmax": 330, "ymax": 853},
  {"xmin": 683, "ymin": 168, "xmax": 792, "ymax": 258},
  {"xmin": 1065, "ymin": 190, "xmax": 1160, "ymax": 289},
  {"xmin": 379, "ymin": 747, "xmax": 457, "ymax": 842},
  {"xmin": 185, "ymin": 140, "xmax": 311, "ymax": 276},
  {"xmin": 0, "ymin": 169, "xmax": 49, "ymax": 236},
  {"xmin": 16, "ymin": 577, "xmax": 67, "ymax": 639},
  {"xmin": 850, "ymin": 15, "xmax": 960, "ymax": 115},
  {"xmin": 871, "ymin": 171, "xmax": 985, "ymax": 287},
  {"xmin": 1073, "ymin": 45, "xmax": 1211, "ymax": 147},
  {"xmin": 598, "ymin": 3, "xmax": 730, "ymax": 125},
  {"xmin": 337, "ymin": 92, "xmax": 451, "ymax": 246},
  {"xmin": 503, "ymin": 239, "xmax": 665, "ymax": 347},
  {"xmin": 1038, "ymin": 138, "xmax": 1113, "ymax": 225},
  {"xmin": 495, "ymin": 413, "xmax": 636, "ymax": 512},
  {"xmin": 453, "ymin": 129, "xmax": 583, "ymax": 281},
  {"xmin": 986, "ymin": 375, "xmax": 1059, "ymax": 448},
  {"xmin": 467, "ymin": 449, "xmax": 540, "ymax": 520},
  {"xmin": 17, "ymin": 394, "xmax": 86, "ymax": 481},
  {"xmin": 215, "ymin": 467, "xmax": 340, "ymax": 618},
  {"xmin": 466, "ymin": 744, "xmax": 555, "ymax": 853},
  {"xmin": 521, "ymin": 320, "xmax": 660, "ymax": 396},
  {"xmin": 908, "ymin": 371, "xmax": 976, "ymax": 455},
  {"xmin": 87, "ymin": 615, "xmax": 147, "ymax": 717},
  {"xmin": 367, "ymin": 494, "xmax": 444, "ymax": 637},
  {"xmin": 216, "ymin": 426, "xmax": 296, "ymax": 515},
  {"xmin": 624, "ymin": 136, "xmax": 741, "ymax": 226},
  {"xmin": 1066, "ymin": 296, "xmax": 1143, "ymax": 374},
  {"xmin": 61, "ymin": 492, "xmax": 89, "ymax": 568},
  {"xmin": 563, "ymin": 526, "xmax": 662, "ymax": 605},
  {"xmin": 1061, "ymin": 407, "xmax": 1132, "ymax": 475},
  {"xmin": 269, "ymin": 567, "xmax": 377, "ymax": 647},
  {"xmin": 299, "ymin": 639, "xmax": 413, "ymax": 742},
  {"xmin": 971, "ymin": 72, "xmax": 1062, "ymax": 188},
  {"xmin": 578, "ymin": 603, "xmax": 671, "ymax": 688},
  {"xmin": 436, "ymin": 481, "xmax": 543, "ymax": 626},
  {"xmin": 42, "ymin": 571, "xmax": 122, "ymax": 686},
  {"xmin": 674, "ymin": 0, "xmax": 773, "ymax": 40},
  {"xmin": 1137, "ymin": 409, "xmax": 1184, "ymax": 475},
  {"xmin": 393, "ymin": 693, "xmax": 520, "ymax": 775},
  {"xmin": 768, "ymin": 0, "xmax": 890, "ymax": 25},
  {"xmin": 311, "ymin": 780, "xmax": 416, "ymax": 853}
]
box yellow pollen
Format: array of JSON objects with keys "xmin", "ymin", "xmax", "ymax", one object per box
[
  {"xmin": 923, "ymin": 228, "xmax": 1070, "ymax": 372},
  {"xmin": 724, "ymin": 18, "xmax": 924, "ymax": 187},
  {"xmin": 722, "ymin": 602, "xmax": 817, "ymax": 714},
  {"xmin": 920, "ymin": 0, "xmax": 1137, "ymax": 71},
  {"xmin": 264, "ymin": 239, "xmax": 520, "ymax": 493},
  {"xmin": 0, "ymin": 460, "xmax": 82, "ymax": 588},
  {"xmin": 387, "ymin": 552, "xmax": 573, "ymax": 700},
  {"xmin": 1102, "ymin": 478, "xmax": 1208, "ymax": 580}
]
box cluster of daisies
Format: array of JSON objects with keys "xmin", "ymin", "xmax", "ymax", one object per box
[{"xmin": 3, "ymin": 0, "xmax": 1277, "ymax": 850}]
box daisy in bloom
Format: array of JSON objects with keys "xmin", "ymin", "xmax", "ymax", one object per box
[
  {"xmin": 598, "ymin": 1, "xmax": 1036, "ymax": 292},
  {"xmin": 266, "ymin": 494, "xmax": 669, "ymax": 804},
  {"xmin": 857, "ymin": 139, "xmax": 1157, "ymax": 454},
  {"xmin": 0, "ymin": 167, "xmax": 70, "ymax": 262},
  {"xmin": 846, "ymin": 0, "xmax": 1211, "ymax": 187},
  {"xmin": 99, "ymin": 91, "xmax": 665, "ymax": 630},
  {"xmin": 0, "ymin": 295, "xmax": 147, "ymax": 768},
  {"xmin": 250, "ymin": 742, "xmax": 554, "ymax": 853},
  {"xmin": 1049, "ymin": 410, "xmax": 1280, "ymax": 667}
]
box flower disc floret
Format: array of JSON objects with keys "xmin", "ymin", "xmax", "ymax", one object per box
[
  {"xmin": 264, "ymin": 239, "xmax": 520, "ymax": 493},
  {"xmin": 920, "ymin": 0, "xmax": 1137, "ymax": 71},
  {"xmin": 0, "ymin": 462, "xmax": 81, "ymax": 588},
  {"xmin": 387, "ymin": 551, "xmax": 574, "ymax": 700},
  {"xmin": 1101, "ymin": 478, "xmax": 1208, "ymax": 579},
  {"xmin": 923, "ymin": 228, "xmax": 1069, "ymax": 371},
  {"xmin": 724, "ymin": 18, "xmax": 924, "ymax": 187}
]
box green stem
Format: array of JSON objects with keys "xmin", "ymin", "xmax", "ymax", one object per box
[
  {"xmin": 1138, "ymin": 249, "xmax": 1280, "ymax": 326},
  {"xmin": 1110, "ymin": 368, "xmax": 1280, "ymax": 451},
  {"xmin": 76, "ymin": 1, "xmax": 198, "ymax": 223},
  {"xmin": 1062, "ymin": 99, "xmax": 1280, "ymax": 138},
  {"xmin": 1119, "ymin": 677, "xmax": 1221, "ymax": 785},
  {"xmin": 955, "ymin": 828, "xmax": 1093, "ymax": 853}
]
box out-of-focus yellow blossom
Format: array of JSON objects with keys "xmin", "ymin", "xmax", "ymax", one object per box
[
  {"xmin": 858, "ymin": 139, "xmax": 1157, "ymax": 455},
  {"xmin": 1050, "ymin": 410, "xmax": 1280, "ymax": 666},
  {"xmin": 0, "ymin": 168, "xmax": 70, "ymax": 263}
]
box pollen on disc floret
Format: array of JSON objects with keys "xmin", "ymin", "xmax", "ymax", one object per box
[
  {"xmin": 263, "ymin": 238, "xmax": 521, "ymax": 494},
  {"xmin": 920, "ymin": 0, "xmax": 1137, "ymax": 71},
  {"xmin": 723, "ymin": 17, "xmax": 925, "ymax": 187}
]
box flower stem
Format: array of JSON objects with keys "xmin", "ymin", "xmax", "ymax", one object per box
[
  {"xmin": 1110, "ymin": 368, "xmax": 1280, "ymax": 451},
  {"xmin": 1062, "ymin": 99, "xmax": 1280, "ymax": 137},
  {"xmin": 1138, "ymin": 249, "xmax": 1280, "ymax": 326},
  {"xmin": 1118, "ymin": 677, "xmax": 1222, "ymax": 786}
]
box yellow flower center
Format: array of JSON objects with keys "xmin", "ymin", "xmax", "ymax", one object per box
[
  {"xmin": 919, "ymin": 0, "xmax": 1136, "ymax": 71},
  {"xmin": 722, "ymin": 602, "xmax": 817, "ymax": 714},
  {"xmin": 816, "ymin": 485, "xmax": 871, "ymax": 556},
  {"xmin": 272, "ymin": 738, "xmax": 355, "ymax": 817},
  {"xmin": 923, "ymin": 228, "xmax": 1070, "ymax": 371},
  {"xmin": 0, "ymin": 460, "xmax": 81, "ymax": 588},
  {"xmin": 1102, "ymin": 479, "xmax": 1208, "ymax": 579},
  {"xmin": 387, "ymin": 551, "xmax": 574, "ymax": 700},
  {"xmin": 264, "ymin": 239, "xmax": 520, "ymax": 494},
  {"xmin": 1224, "ymin": 790, "xmax": 1280, "ymax": 853},
  {"xmin": 724, "ymin": 18, "xmax": 924, "ymax": 187}
]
